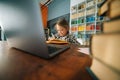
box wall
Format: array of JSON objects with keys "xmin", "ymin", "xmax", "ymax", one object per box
[
  {"xmin": 48, "ymin": 0, "xmax": 70, "ymax": 20},
  {"xmin": 70, "ymin": 0, "xmax": 84, "ymax": 6}
]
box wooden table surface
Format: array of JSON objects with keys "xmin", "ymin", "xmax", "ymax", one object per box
[{"xmin": 0, "ymin": 41, "xmax": 92, "ymax": 80}]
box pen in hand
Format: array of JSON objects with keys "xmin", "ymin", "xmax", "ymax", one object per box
[{"xmin": 48, "ymin": 33, "xmax": 55, "ymax": 40}]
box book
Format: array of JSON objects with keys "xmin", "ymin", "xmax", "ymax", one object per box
[
  {"xmin": 108, "ymin": 0, "xmax": 120, "ymax": 18},
  {"xmin": 98, "ymin": 0, "xmax": 111, "ymax": 16},
  {"xmin": 90, "ymin": 32, "xmax": 120, "ymax": 72},
  {"xmin": 88, "ymin": 58, "xmax": 120, "ymax": 80},
  {"xmin": 46, "ymin": 39, "xmax": 69, "ymax": 44},
  {"xmin": 89, "ymin": 32, "xmax": 120, "ymax": 79},
  {"xmin": 103, "ymin": 19, "xmax": 120, "ymax": 33},
  {"xmin": 89, "ymin": 2, "xmax": 120, "ymax": 78}
]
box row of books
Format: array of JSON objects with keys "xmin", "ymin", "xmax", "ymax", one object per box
[
  {"xmin": 71, "ymin": 13, "xmax": 78, "ymax": 19},
  {"xmin": 71, "ymin": 8, "xmax": 96, "ymax": 19},
  {"xmin": 71, "ymin": 0, "xmax": 103, "ymax": 13},
  {"xmin": 78, "ymin": 18, "xmax": 84, "ymax": 24},
  {"xmin": 71, "ymin": 6, "xmax": 77, "ymax": 13},
  {"xmin": 86, "ymin": 0, "xmax": 95, "ymax": 8},
  {"xmin": 70, "ymin": 26, "xmax": 78, "ymax": 32},
  {"xmin": 86, "ymin": 8, "xmax": 95, "ymax": 16},
  {"xmin": 71, "ymin": 16, "xmax": 104, "ymax": 25},
  {"xmin": 86, "ymin": 16, "xmax": 95, "ymax": 22},
  {"xmin": 78, "ymin": 12, "xmax": 85, "ymax": 18},
  {"xmin": 70, "ymin": 24, "xmax": 101, "ymax": 32},
  {"xmin": 88, "ymin": 0, "xmax": 120, "ymax": 79},
  {"xmin": 71, "ymin": 0, "xmax": 103, "ymax": 12},
  {"xmin": 86, "ymin": 24, "xmax": 101, "ymax": 31},
  {"xmin": 78, "ymin": 3, "xmax": 85, "ymax": 10}
]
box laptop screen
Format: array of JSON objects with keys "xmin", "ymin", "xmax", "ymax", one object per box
[
  {"xmin": 0, "ymin": 0, "xmax": 51, "ymax": 57},
  {"xmin": 0, "ymin": 0, "xmax": 70, "ymax": 59}
]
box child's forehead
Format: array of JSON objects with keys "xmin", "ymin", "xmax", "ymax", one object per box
[
  {"xmin": 56, "ymin": 24, "xmax": 67, "ymax": 29},
  {"xmin": 56, "ymin": 27, "xmax": 67, "ymax": 31}
]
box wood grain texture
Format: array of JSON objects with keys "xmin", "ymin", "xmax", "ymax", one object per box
[{"xmin": 0, "ymin": 41, "xmax": 92, "ymax": 80}]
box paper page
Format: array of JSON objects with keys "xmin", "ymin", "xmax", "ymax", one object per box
[{"xmin": 77, "ymin": 47, "xmax": 90, "ymax": 55}]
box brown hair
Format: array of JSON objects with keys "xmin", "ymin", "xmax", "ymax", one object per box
[{"xmin": 56, "ymin": 18, "xmax": 69, "ymax": 29}]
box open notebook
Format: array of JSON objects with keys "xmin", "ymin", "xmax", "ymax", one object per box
[{"xmin": 46, "ymin": 39, "xmax": 69, "ymax": 44}]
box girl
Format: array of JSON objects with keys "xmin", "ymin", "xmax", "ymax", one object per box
[{"xmin": 49, "ymin": 18, "xmax": 80, "ymax": 45}]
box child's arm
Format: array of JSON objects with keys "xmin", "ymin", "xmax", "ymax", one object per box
[
  {"xmin": 48, "ymin": 33, "xmax": 55, "ymax": 40},
  {"xmin": 68, "ymin": 34, "xmax": 81, "ymax": 46}
]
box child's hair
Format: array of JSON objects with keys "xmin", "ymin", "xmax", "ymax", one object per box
[{"xmin": 56, "ymin": 18, "xmax": 69, "ymax": 29}]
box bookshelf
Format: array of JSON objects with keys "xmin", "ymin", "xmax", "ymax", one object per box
[
  {"xmin": 0, "ymin": 27, "xmax": 1, "ymax": 40},
  {"xmin": 0, "ymin": 26, "xmax": 6, "ymax": 41},
  {"xmin": 70, "ymin": 0, "xmax": 105, "ymax": 45}
]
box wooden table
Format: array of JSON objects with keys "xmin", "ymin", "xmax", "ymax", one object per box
[{"xmin": 0, "ymin": 41, "xmax": 92, "ymax": 80}]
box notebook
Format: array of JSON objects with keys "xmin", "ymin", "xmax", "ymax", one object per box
[
  {"xmin": 46, "ymin": 39, "xmax": 69, "ymax": 44},
  {"xmin": 0, "ymin": 0, "xmax": 70, "ymax": 59}
]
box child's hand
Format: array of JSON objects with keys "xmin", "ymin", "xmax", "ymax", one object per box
[
  {"xmin": 48, "ymin": 33, "xmax": 55, "ymax": 40},
  {"xmin": 48, "ymin": 37, "xmax": 55, "ymax": 40}
]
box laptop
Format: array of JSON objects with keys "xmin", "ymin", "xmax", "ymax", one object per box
[{"xmin": 0, "ymin": 0, "xmax": 70, "ymax": 59}]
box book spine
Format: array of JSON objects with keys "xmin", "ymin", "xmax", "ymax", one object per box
[{"xmin": 86, "ymin": 67, "xmax": 99, "ymax": 80}]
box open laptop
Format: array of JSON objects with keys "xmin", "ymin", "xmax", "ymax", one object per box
[{"xmin": 0, "ymin": 0, "xmax": 70, "ymax": 59}]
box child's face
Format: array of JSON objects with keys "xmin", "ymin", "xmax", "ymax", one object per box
[{"xmin": 56, "ymin": 24, "xmax": 68, "ymax": 37}]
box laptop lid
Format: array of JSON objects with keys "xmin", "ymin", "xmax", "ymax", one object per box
[{"xmin": 0, "ymin": 0, "xmax": 69, "ymax": 59}]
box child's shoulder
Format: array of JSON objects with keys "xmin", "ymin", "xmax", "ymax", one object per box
[
  {"xmin": 68, "ymin": 33, "xmax": 75, "ymax": 38},
  {"xmin": 53, "ymin": 33, "xmax": 59, "ymax": 37}
]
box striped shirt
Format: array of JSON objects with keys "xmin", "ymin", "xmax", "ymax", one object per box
[{"xmin": 53, "ymin": 33, "xmax": 81, "ymax": 45}]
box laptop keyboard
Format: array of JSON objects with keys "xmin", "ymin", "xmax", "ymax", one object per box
[{"xmin": 47, "ymin": 46, "xmax": 62, "ymax": 54}]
